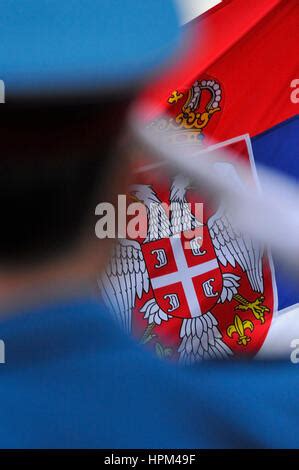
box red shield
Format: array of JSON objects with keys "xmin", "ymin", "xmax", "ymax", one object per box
[
  {"xmin": 141, "ymin": 227, "xmax": 223, "ymax": 319},
  {"xmin": 131, "ymin": 135, "xmax": 276, "ymax": 360}
]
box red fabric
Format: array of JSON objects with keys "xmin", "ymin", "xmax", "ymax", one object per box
[
  {"xmin": 132, "ymin": 137, "xmax": 276, "ymax": 359},
  {"xmin": 138, "ymin": 0, "xmax": 298, "ymax": 140}
]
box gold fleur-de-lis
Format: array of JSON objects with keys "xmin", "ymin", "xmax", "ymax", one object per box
[{"xmin": 227, "ymin": 314, "xmax": 254, "ymax": 346}]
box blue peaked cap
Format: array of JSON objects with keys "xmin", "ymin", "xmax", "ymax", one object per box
[{"xmin": 0, "ymin": 0, "xmax": 180, "ymax": 98}]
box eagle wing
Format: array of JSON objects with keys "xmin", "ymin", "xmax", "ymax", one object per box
[
  {"xmin": 98, "ymin": 239, "xmax": 169, "ymax": 333},
  {"xmin": 208, "ymin": 205, "xmax": 263, "ymax": 293},
  {"xmin": 98, "ymin": 239, "xmax": 150, "ymax": 333}
]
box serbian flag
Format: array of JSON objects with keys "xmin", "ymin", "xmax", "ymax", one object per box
[
  {"xmin": 140, "ymin": 0, "xmax": 298, "ymax": 140},
  {"xmin": 100, "ymin": 0, "xmax": 299, "ymax": 363},
  {"xmin": 137, "ymin": 0, "xmax": 299, "ymax": 314}
]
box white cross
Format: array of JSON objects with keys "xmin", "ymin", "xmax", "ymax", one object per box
[{"xmin": 151, "ymin": 237, "xmax": 218, "ymax": 317}]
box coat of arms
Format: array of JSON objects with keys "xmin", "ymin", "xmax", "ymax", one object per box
[{"xmin": 99, "ymin": 78, "xmax": 276, "ymax": 364}]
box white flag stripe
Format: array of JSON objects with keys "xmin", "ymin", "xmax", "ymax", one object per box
[
  {"xmin": 175, "ymin": 0, "xmax": 221, "ymax": 25},
  {"xmin": 255, "ymin": 303, "xmax": 299, "ymax": 360}
]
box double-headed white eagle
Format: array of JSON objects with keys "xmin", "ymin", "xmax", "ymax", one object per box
[{"xmin": 99, "ymin": 172, "xmax": 264, "ymax": 364}]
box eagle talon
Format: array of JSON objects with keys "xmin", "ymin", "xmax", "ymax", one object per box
[
  {"xmin": 140, "ymin": 322, "xmax": 156, "ymax": 345},
  {"xmin": 141, "ymin": 333, "xmax": 156, "ymax": 345},
  {"xmin": 234, "ymin": 294, "xmax": 269, "ymax": 324}
]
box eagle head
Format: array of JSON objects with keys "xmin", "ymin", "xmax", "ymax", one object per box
[{"xmin": 130, "ymin": 184, "xmax": 161, "ymax": 209}]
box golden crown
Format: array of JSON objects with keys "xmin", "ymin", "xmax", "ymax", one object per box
[{"xmin": 149, "ymin": 78, "xmax": 222, "ymax": 146}]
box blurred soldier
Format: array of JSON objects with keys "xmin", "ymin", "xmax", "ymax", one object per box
[{"xmin": 0, "ymin": 0, "xmax": 298, "ymax": 449}]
